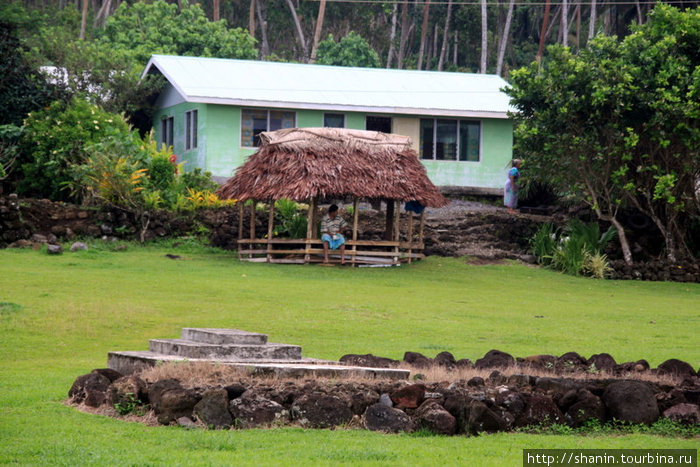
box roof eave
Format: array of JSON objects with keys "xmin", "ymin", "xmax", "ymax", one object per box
[{"xmin": 187, "ymin": 96, "xmax": 510, "ymax": 119}]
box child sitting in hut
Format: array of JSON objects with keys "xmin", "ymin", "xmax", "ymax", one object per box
[{"xmin": 321, "ymin": 204, "xmax": 348, "ymax": 264}]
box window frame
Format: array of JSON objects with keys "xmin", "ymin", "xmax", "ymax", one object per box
[
  {"xmin": 185, "ymin": 109, "xmax": 198, "ymax": 150},
  {"xmin": 161, "ymin": 116, "xmax": 173, "ymax": 149},
  {"xmin": 420, "ymin": 118, "xmax": 481, "ymax": 162},
  {"xmin": 241, "ymin": 109, "xmax": 297, "ymax": 148},
  {"xmin": 323, "ymin": 113, "xmax": 345, "ymax": 128}
]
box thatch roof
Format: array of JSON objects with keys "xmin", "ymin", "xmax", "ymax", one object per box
[{"xmin": 217, "ymin": 128, "xmax": 448, "ymax": 207}]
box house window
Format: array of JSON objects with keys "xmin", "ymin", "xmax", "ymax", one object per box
[
  {"xmin": 185, "ymin": 110, "xmax": 198, "ymax": 150},
  {"xmin": 324, "ymin": 113, "xmax": 345, "ymax": 128},
  {"xmin": 366, "ymin": 116, "xmax": 392, "ymax": 133},
  {"xmin": 241, "ymin": 109, "xmax": 296, "ymax": 147},
  {"xmin": 420, "ymin": 118, "xmax": 480, "ymax": 162},
  {"xmin": 161, "ymin": 116, "xmax": 173, "ymax": 148}
]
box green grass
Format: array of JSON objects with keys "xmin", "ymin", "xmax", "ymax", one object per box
[{"xmin": 1, "ymin": 243, "xmax": 698, "ymax": 465}]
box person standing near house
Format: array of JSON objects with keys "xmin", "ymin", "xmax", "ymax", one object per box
[
  {"xmin": 504, "ymin": 159, "xmax": 522, "ymax": 214},
  {"xmin": 321, "ymin": 204, "xmax": 348, "ymax": 264}
]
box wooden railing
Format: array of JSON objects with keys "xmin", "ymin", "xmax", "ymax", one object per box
[{"xmin": 237, "ymin": 238, "xmax": 425, "ymax": 266}]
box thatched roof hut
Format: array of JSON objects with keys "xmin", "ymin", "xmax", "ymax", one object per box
[
  {"xmin": 218, "ymin": 127, "xmax": 447, "ymax": 266},
  {"xmin": 217, "ymin": 127, "xmax": 448, "ymax": 208}
]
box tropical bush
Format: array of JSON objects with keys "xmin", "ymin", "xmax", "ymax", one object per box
[
  {"xmin": 530, "ymin": 223, "xmax": 557, "ymax": 265},
  {"xmin": 531, "ymin": 219, "xmax": 617, "ymax": 278},
  {"xmin": 18, "ymin": 97, "xmax": 134, "ymax": 201},
  {"xmin": 68, "ymin": 126, "xmax": 229, "ymax": 214},
  {"xmin": 274, "ymin": 198, "xmax": 308, "ymax": 238}
]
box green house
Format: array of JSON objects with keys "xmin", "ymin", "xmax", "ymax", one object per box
[{"xmin": 143, "ymin": 55, "xmax": 513, "ymax": 193}]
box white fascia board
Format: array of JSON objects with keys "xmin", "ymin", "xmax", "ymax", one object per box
[
  {"xmin": 186, "ymin": 96, "xmax": 510, "ymax": 119},
  {"xmin": 142, "ymin": 58, "xmax": 192, "ymax": 104}
]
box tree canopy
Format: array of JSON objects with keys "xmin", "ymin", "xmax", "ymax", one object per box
[
  {"xmin": 507, "ymin": 4, "xmax": 700, "ymax": 263},
  {"xmin": 315, "ymin": 31, "xmax": 381, "ymax": 68},
  {"xmin": 98, "ymin": 0, "xmax": 257, "ymax": 65}
]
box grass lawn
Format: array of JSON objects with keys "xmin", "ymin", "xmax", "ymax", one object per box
[{"xmin": 1, "ymin": 242, "xmax": 698, "ymax": 465}]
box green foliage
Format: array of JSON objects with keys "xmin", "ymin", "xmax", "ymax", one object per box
[
  {"xmin": 523, "ymin": 417, "xmax": 699, "ymax": 438},
  {"xmin": 316, "ymin": 31, "xmax": 381, "ymax": 68},
  {"xmin": 274, "ymin": 198, "xmax": 308, "ymax": 238},
  {"xmin": 565, "ymin": 219, "xmax": 617, "ymax": 256},
  {"xmin": 530, "ymin": 223, "xmax": 557, "ymax": 265},
  {"xmin": 113, "ymin": 393, "xmax": 146, "ymax": 416},
  {"xmin": 18, "ymin": 97, "xmax": 133, "ymax": 201},
  {"xmin": 583, "ymin": 252, "xmax": 613, "ymax": 279},
  {"xmin": 177, "ymin": 168, "xmax": 218, "ymax": 193},
  {"xmin": 507, "ymin": 4, "xmax": 700, "ymax": 261},
  {"xmin": 533, "ymin": 220, "xmax": 614, "ymax": 278},
  {"xmin": 0, "ymin": 17, "xmax": 64, "ymax": 127},
  {"xmin": 552, "ymin": 234, "xmax": 587, "ymax": 276},
  {"xmin": 148, "ymin": 156, "xmax": 176, "ymax": 192},
  {"xmin": 80, "ymin": 150, "xmax": 147, "ymax": 209},
  {"xmin": 0, "ymin": 124, "xmax": 23, "ymax": 180},
  {"xmin": 98, "ymin": 0, "xmax": 257, "ymax": 66}
]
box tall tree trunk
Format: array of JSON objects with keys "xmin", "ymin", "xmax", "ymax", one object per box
[
  {"xmin": 496, "ymin": 0, "xmax": 514, "ymax": 77},
  {"xmin": 213, "ymin": 0, "xmax": 220, "ymax": 21},
  {"xmin": 387, "ymin": 3, "xmax": 398, "ymax": 68},
  {"xmin": 635, "ymin": 0, "xmax": 643, "ymax": 24},
  {"xmin": 588, "ymin": 0, "xmax": 597, "ymax": 42},
  {"xmin": 480, "ymin": 0, "xmax": 487, "ymax": 73},
  {"xmin": 453, "ymin": 29, "xmax": 458, "ymax": 65},
  {"xmin": 248, "ymin": 0, "xmax": 254, "ymax": 33},
  {"xmin": 309, "ymin": 0, "xmax": 326, "ymax": 63},
  {"xmin": 575, "ymin": 4, "xmax": 581, "ymax": 50},
  {"xmin": 284, "ymin": 0, "xmax": 308, "ymax": 61},
  {"xmin": 536, "ymin": 0, "xmax": 551, "ymax": 62},
  {"xmin": 80, "ymin": 0, "xmax": 88, "ymax": 39},
  {"xmin": 437, "ymin": 0, "xmax": 452, "ymax": 71},
  {"xmin": 561, "ymin": 0, "xmax": 568, "ymax": 46},
  {"xmin": 93, "ymin": 0, "xmax": 111, "ymax": 28},
  {"xmin": 417, "ymin": 0, "xmax": 431, "ymax": 70},
  {"xmin": 256, "ymin": 0, "xmax": 270, "ymax": 58},
  {"xmin": 398, "ymin": 0, "xmax": 410, "ymax": 69}
]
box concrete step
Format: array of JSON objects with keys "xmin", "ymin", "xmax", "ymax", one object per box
[
  {"xmin": 180, "ymin": 328, "xmax": 268, "ymax": 345},
  {"xmin": 149, "ymin": 339, "xmax": 302, "ymax": 360},
  {"xmin": 107, "ymin": 351, "xmax": 410, "ymax": 380}
]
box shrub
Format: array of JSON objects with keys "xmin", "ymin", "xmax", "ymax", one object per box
[
  {"xmin": 583, "ymin": 252, "xmax": 613, "ymax": 279},
  {"xmin": 530, "ymin": 223, "xmax": 557, "ymax": 265},
  {"xmin": 274, "ymin": 198, "xmax": 308, "ymax": 238},
  {"xmin": 177, "ymin": 167, "xmax": 218, "ymax": 193},
  {"xmin": 148, "ymin": 156, "xmax": 176, "ymax": 192},
  {"xmin": 532, "ymin": 219, "xmax": 615, "ymax": 278},
  {"xmin": 18, "ymin": 98, "xmax": 133, "ymax": 201}
]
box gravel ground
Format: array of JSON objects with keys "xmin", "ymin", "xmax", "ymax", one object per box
[{"xmin": 423, "ymin": 199, "xmax": 503, "ymax": 221}]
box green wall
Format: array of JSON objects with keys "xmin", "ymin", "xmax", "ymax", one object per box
[
  {"xmin": 419, "ymin": 118, "xmax": 513, "ymax": 189},
  {"xmin": 154, "ymin": 104, "xmax": 513, "ymax": 189},
  {"xmin": 153, "ymin": 102, "xmax": 207, "ymax": 173}
]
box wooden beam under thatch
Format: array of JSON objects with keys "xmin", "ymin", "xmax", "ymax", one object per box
[{"xmin": 217, "ymin": 127, "xmax": 448, "ymax": 208}]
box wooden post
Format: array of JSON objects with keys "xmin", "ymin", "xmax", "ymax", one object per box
[
  {"xmin": 249, "ymin": 199, "xmax": 256, "ymax": 259},
  {"xmin": 392, "ymin": 200, "xmax": 400, "ymax": 264},
  {"xmin": 407, "ymin": 211, "xmax": 414, "ymax": 264},
  {"xmin": 237, "ymin": 202, "xmax": 244, "ymax": 261},
  {"xmin": 384, "ymin": 198, "xmax": 394, "ymax": 241},
  {"xmin": 418, "ymin": 210, "xmax": 425, "ymax": 246},
  {"xmin": 351, "ymin": 197, "xmax": 359, "ymax": 266},
  {"xmin": 305, "ymin": 197, "xmax": 316, "ymax": 263},
  {"xmin": 267, "ymin": 200, "xmax": 275, "ymax": 262}
]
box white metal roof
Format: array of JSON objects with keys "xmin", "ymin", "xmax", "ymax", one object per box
[{"xmin": 143, "ymin": 54, "xmax": 514, "ymax": 118}]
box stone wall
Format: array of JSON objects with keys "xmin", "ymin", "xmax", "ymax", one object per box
[
  {"xmin": 609, "ymin": 259, "xmax": 700, "ymax": 283},
  {"xmin": 2, "ymin": 195, "xmax": 697, "ymax": 282},
  {"xmin": 68, "ymin": 349, "xmax": 699, "ymax": 432}
]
